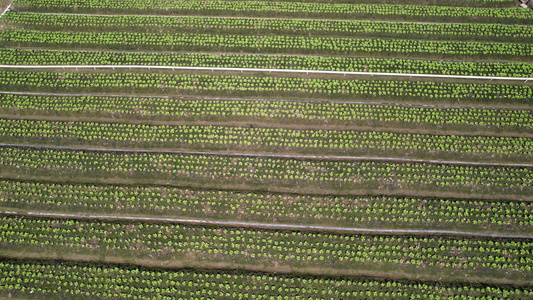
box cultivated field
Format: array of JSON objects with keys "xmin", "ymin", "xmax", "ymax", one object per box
[{"xmin": 0, "ymin": 0, "xmax": 532, "ymax": 298}]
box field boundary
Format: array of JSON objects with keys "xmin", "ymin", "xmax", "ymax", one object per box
[
  {"xmin": 1, "ymin": 65, "xmax": 531, "ymax": 81},
  {"xmin": 1, "ymin": 142, "xmax": 533, "ymax": 167},
  {"xmin": 3, "ymin": 210, "xmax": 533, "ymax": 239}
]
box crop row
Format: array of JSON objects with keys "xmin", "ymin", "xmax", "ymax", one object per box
[
  {"xmin": 1, "ymin": 146, "xmax": 532, "ymax": 196},
  {"xmin": 1, "ymin": 94, "xmax": 531, "ymax": 132},
  {"xmin": 1, "ymin": 179, "xmax": 531, "ymax": 233},
  {"xmin": 2, "ymin": 260, "xmax": 530, "ymax": 300},
  {"xmin": 2, "ymin": 30, "xmax": 532, "ymax": 60},
  {"xmin": 5, "ymin": 12, "xmax": 532, "ymax": 42},
  {"xmin": 11, "ymin": 0, "xmax": 532, "ymax": 23},
  {"xmin": 0, "ymin": 119, "xmax": 530, "ymax": 162},
  {"xmin": 1, "ymin": 216, "xmax": 532, "ymax": 281},
  {"xmin": 2, "ymin": 71, "xmax": 531, "ymax": 103},
  {"xmin": 2, "ymin": 49, "xmax": 533, "ymax": 78}
]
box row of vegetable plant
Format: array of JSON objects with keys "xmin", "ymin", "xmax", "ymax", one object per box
[
  {"xmin": 1, "ymin": 259, "xmax": 530, "ymax": 300},
  {"xmin": 2, "ymin": 49, "xmax": 533, "ymax": 78},
  {"xmin": 1, "ymin": 179, "xmax": 531, "ymax": 233},
  {"xmin": 11, "ymin": 0, "xmax": 532, "ymax": 23},
  {"xmin": 1, "ymin": 71, "xmax": 531, "ymax": 104},
  {"xmin": 1, "ymin": 146, "xmax": 531, "ymax": 196},
  {"xmin": 0, "ymin": 118, "xmax": 530, "ymax": 162},
  {"xmin": 2, "ymin": 30, "xmax": 531, "ymax": 61},
  {"xmin": 1, "ymin": 215, "xmax": 532, "ymax": 281},
  {"xmin": 4, "ymin": 12, "xmax": 532, "ymax": 42},
  {"xmin": 1, "ymin": 94, "xmax": 530, "ymax": 133}
]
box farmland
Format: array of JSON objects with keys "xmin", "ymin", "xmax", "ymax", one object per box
[{"xmin": 0, "ymin": 0, "xmax": 532, "ymax": 298}]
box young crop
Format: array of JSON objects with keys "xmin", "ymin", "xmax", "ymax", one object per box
[
  {"xmin": 2, "ymin": 30, "xmax": 532, "ymax": 61},
  {"xmin": 1, "ymin": 259, "xmax": 531, "ymax": 300},
  {"xmin": 11, "ymin": 0, "xmax": 532, "ymax": 23},
  {"xmin": 1, "ymin": 216, "xmax": 532, "ymax": 281},
  {"xmin": 0, "ymin": 94, "xmax": 530, "ymax": 133},
  {"xmin": 1, "ymin": 179, "xmax": 531, "ymax": 233},
  {"xmin": 3, "ymin": 48, "xmax": 533, "ymax": 78},
  {"xmin": 1, "ymin": 146, "xmax": 531, "ymax": 196},
  {"xmin": 4, "ymin": 12, "xmax": 532, "ymax": 42},
  {"xmin": 0, "ymin": 118, "xmax": 530, "ymax": 162},
  {"xmin": 2, "ymin": 0, "xmax": 532, "ymax": 294},
  {"xmin": 1, "ymin": 71, "xmax": 531, "ymax": 104}
]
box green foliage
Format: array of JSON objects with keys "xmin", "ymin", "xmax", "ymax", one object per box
[
  {"xmin": 1, "ymin": 179, "xmax": 531, "ymax": 233},
  {"xmin": 3, "ymin": 48, "xmax": 533, "ymax": 78},
  {"xmin": 2, "ymin": 29, "xmax": 532, "ymax": 60},
  {"xmin": 1, "ymin": 259, "xmax": 531, "ymax": 300},
  {"xmin": 1, "ymin": 146, "xmax": 532, "ymax": 196},
  {"xmin": 1, "ymin": 216, "xmax": 533, "ymax": 282},
  {"xmin": 12, "ymin": 0, "xmax": 530, "ymax": 23},
  {"xmin": 0, "ymin": 94, "xmax": 530, "ymax": 134},
  {"xmin": 1, "ymin": 71, "xmax": 531, "ymax": 104},
  {"xmin": 4, "ymin": 12, "xmax": 532, "ymax": 43},
  {"xmin": 0, "ymin": 119, "xmax": 531, "ymax": 162}
]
